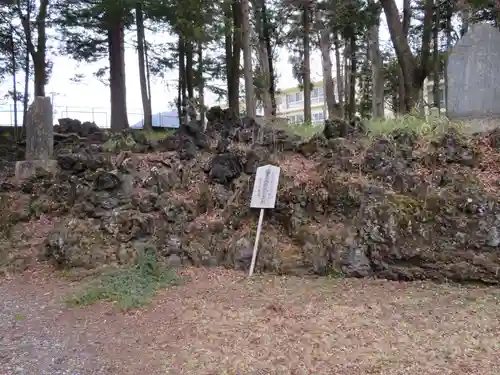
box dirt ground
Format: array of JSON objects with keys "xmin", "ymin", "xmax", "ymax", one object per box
[{"xmin": 1, "ymin": 267, "xmax": 500, "ymax": 375}]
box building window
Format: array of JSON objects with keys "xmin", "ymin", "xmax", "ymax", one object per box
[
  {"xmin": 311, "ymin": 87, "xmax": 324, "ymax": 98},
  {"xmin": 287, "ymin": 115, "xmax": 306, "ymax": 125},
  {"xmin": 312, "ymin": 112, "xmax": 324, "ymax": 122},
  {"xmin": 286, "ymin": 92, "xmax": 303, "ymax": 109}
]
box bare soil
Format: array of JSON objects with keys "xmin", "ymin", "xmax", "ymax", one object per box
[{"xmin": 1, "ymin": 267, "xmax": 500, "ymax": 375}]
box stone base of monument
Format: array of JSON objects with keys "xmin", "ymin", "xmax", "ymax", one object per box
[
  {"xmin": 15, "ymin": 159, "xmax": 58, "ymax": 181},
  {"xmin": 458, "ymin": 118, "xmax": 500, "ymax": 134}
]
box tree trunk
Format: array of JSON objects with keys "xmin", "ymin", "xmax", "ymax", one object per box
[
  {"xmin": 22, "ymin": 46, "xmax": 30, "ymax": 130},
  {"xmin": 380, "ymin": 0, "xmax": 433, "ymax": 113},
  {"xmin": 197, "ymin": 40, "xmax": 205, "ymax": 128},
  {"xmin": 256, "ymin": 43, "xmax": 273, "ymax": 117},
  {"xmin": 343, "ymin": 43, "xmax": 349, "ymax": 117},
  {"xmin": 33, "ymin": 56, "xmax": 45, "ymax": 97},
  {"xmin": 177, "ymin": 64, "xmax": 182, "ymax": 124},
  {"xmin": 33, "ymin": 0, "xmax": 48, "ymax": 97},
  {"xmin": 108, "ymin": 19, "xmax": 129, "ymax": 131},
  {"xmin": 444, "ymin": 1, "xmax": 452, "ymax": 115},
  {"xmin": 303, "ymin": 3, "xmax": 311, "ymax": 124},
  {"xmin": 241, "ymin": 0, "xmax": 255, "ymax": 117},
  {"xmin": 9, "ymin": 25, "xmax": 18, "ymax": 136},
  {"xmin": 135, "ymin": 2, "xmax": 152, "ymax": 131},
  {"xmin": 348, "ymin": 33, "xmax": 357, "ymax": 119},
  {"xmin": 460, "ymin": 6, "xmax": 469, "ymax": 36},
  {"xmin": 319, "ymin": 29, "xmax": 338, "ymax": 119},
  {"xmin": 230, "ymin": 0, "xmax": 242, "ymax": 113},
  {"xmin": 252, "ymin": 0, "xmax": 272, "ymax": 117},
  {"xmin": 420, "ymin": 0, "xmax": 434, "ymax": 99},
  {"xmin": 333, "ymin": 32, "xmax": 344, "ymax": 118},
  {"xmin": 432, "ymin": 1, "xmax": 440, "ymax": 110},
  {"xmin": 144, "ymin": 33, "xmax": 152, "ymax": 106},
  {"xmin": 418, "ymin": 1, "xmax": 433, "ymax": 117},
  {"xmin": 22, "ymin": 0, "xmax": 31, "ymax": 130},
  {"xmin": 223, "ymin": 0, "xmax": 234, "ymax": 108},
  {"xmin": 186, "ymin": 41, "xmax": 194, "ymax": 100},
  {"xmin": 16, "ymin": 0, "xmax": 49, "ymax": 97},
  {"xmin": 397, "ymin": 0, "xmax": 411, "ymax": 114},
  {"xmin": 261, "ymin": 0, "xmax": 276, "ymax": 115},
  {"xmin": 177, "ymin": 37, "xmax": 188, "ymax": 125},
  {"xmin": 185, "ymin": 41, "xmax": 195, "ymax": 121},
  {"xmin": 368, "ymin": 2, "xmax": 384, "ymax": 118},
  {"xmin": 224, "ymin": 0, "xmax": 242, "ymax": 114}
]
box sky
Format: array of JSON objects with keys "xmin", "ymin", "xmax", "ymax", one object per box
[{"xmin": 0, "ymin": 7, "xmax": 394, "ymax": 128}]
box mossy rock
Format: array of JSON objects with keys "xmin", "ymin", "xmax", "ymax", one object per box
[
  {"xmin": 43, "ymin": 218, "xmax": 116, "ymax": 269},
  {"xmin": 28, "ymin": 196, "xmax": 59, "ymax": 218},
  {"xmin": 0, "ymin": 194, "xmax": 30, "ymax": 238}
]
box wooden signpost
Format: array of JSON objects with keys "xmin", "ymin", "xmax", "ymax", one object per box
[{"xmin": 248, "ymin": 164, "xmax": 281, "ymax": 277}]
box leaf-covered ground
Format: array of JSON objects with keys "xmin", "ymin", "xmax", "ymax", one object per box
[{"xmin": 1, "ymin": 267, "xmax": 500, "ymax": 375}]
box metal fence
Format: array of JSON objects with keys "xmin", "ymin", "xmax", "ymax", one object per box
[{"xmin": 0, "ymin": 103, "xmax": 154, "ymax": 129}]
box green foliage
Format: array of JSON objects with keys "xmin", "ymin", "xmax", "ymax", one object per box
[
  {"xmin": 261, "ymin": 120, "xmax": 321, "ymax": 140},
  {"xmin": 102, "ymin": 132, "xmax": 137, "ymax": 152},
  {"xmin": 383, "ymin": 54, "xmax": 402, "ymax": 113},
  {"xmin": 275, "ymin": 113, "xmax": 458, "ymax": 142},
  {"xmin": 281, "ymin": 109, "xmax": 468, "ymax": 145},
  {"xmin": 55, "ymin": 0, "xmax": 134, "ymax": 63},
  {"xmin": 66, "ymin": 250, "xmax": 180, "ymax": 310},
  {"xmin": 144, "ymin": 129, "xmax": 173, "ymax": 141},
  {"xmin": 0, "ymin": 25, "xmax": 17, "ymax": 83},
  {"xmin": 4, "ymin": 0, "xmax": 499, "ymax": 129},
  {"xmin": 288, "ymin": 122, "xmax": 323, "ymax": 139},
  {"xmin": 366, "ymin": 111, "xmax": 459, "ymax": 139},
  {"xmin": 0, "ymin": 1, "xmax": 35, "ymax": 86}
]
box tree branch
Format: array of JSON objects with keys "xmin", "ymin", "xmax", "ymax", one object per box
[
  {"xmin": 416, "ymin": 0, "xmax": 434, "ymax": 84},
  {"xmin": 14, "ymin": 0, "xmax": 36, "ymax": 60}
]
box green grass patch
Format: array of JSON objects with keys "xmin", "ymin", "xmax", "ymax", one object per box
[
  {"xmin": 263, "ymin": 118, "xmax": 323, "ymax": 140},
  {"xmin": 254, "ymin": 111, "xmax": 464, "ymax": 143},
  {"xmin": 65, "ymin": 251, "xmax": 181, "ymax": 310},
  {"xmin": 267, "ymin": 112, "xmax": 460, "ymax": 142},
  {"xmin": 143, "ymin": 129, "xmax": 174, "ymax": 141},
  {"xmin": 366, "ymin": 111, "xmax": 461, "ymax": 139},
  {"xmin": 14, "ymin": 313, "xmax": 25, "ymax": 321},
  {"xmin": 288, "ymin": 122, "xmax": 324, "ymax": 139}
]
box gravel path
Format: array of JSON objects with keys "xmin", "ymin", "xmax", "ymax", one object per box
[
  {"xmin": 0, "ymin": 269, "xmax": 112, "ymax": 375},
  {"xmin": 1, "ymin": 267, "xmax": 500, "ymax": 375}
]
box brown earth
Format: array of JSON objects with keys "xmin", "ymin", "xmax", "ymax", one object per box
[{"xmin": 1, "ymin": 266, "xmax": 500, "ymax": 375}]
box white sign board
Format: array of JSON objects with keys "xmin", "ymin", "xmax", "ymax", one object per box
[
  {"xmin": 250, "ymin": 165, "xmax": 281, "ymax": 209},
  {"xmin": 248, "ymin": 164, "xmax": 281, "ymax": 277}
]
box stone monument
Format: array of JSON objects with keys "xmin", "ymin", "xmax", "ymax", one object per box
[
  {"xmin": 447, "ymin": 23, "xmax": 500, "ymax": 133},
  {"xmin": 15, "ymin": 96, "xmax": 58, "ymax": 180}
]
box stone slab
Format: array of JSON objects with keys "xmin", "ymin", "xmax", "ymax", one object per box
[
  {"xmin": 25, "ymin": 96, "xmax": 54, "ymax": 160},
  {"xmin": 447, "ymin": 23, "xmax": 500, "ymax": 120},
  {"xmin": 454, "ymin": 116, "xmax": 500, "ymax": 134},
  {"xmin": 15, "ymin": 159, "xmax": 58, "ymax": 181}
]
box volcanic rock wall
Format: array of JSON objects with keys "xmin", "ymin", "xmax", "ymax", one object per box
[{"xmin": 1, "ymin": 111, "xmax": 500, "ymax": 284}]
